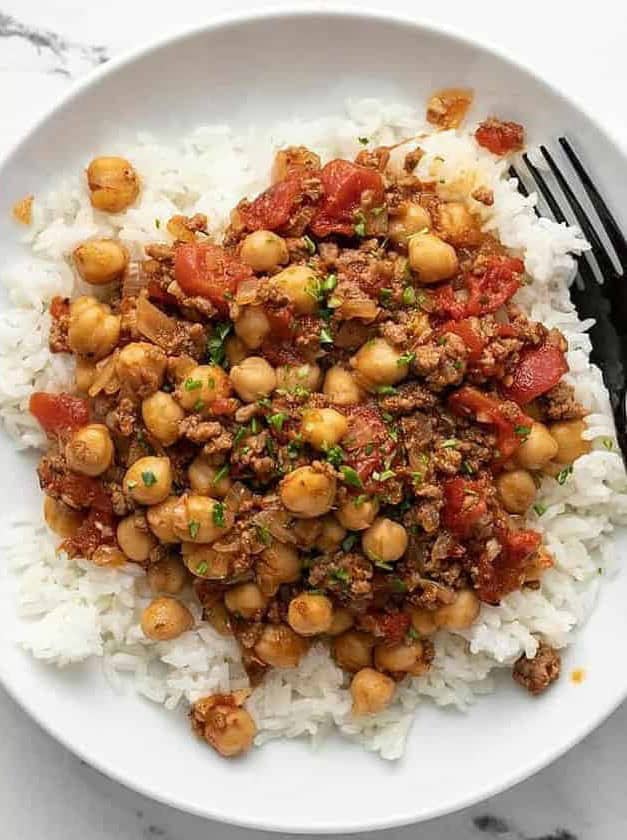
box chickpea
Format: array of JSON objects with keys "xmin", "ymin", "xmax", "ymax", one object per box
[
  {"xmin": 292, "ymin": 518, "xmax": 322, "ymax": 547},
  {"xmin": 315, "ymin": 515, "xmax": 347, "ymax": 552},
  {"xmin": 374, "ymin": 641, "xmax": 425, "ymax": 674},
  {"xmin": 515, "ymin": 422, "xmax": 558, "ymax": 470},
  {"xmin": 254, "ymin": 624, "xmax": 309, "ymax": 668},
  {"xmin": 92, "ymin": 545, "xmax": 126, "ymax": 567},
  {"xmin": 140, "ymin": 596, "xmax": 193, "ymax": 640},
  {"xmin": 408, "ymin": 232, "xmax": 459, "ymax": 284},
  {"xmin": 117, "ymin": 342, "xmax": 167, "ymax": 398},
  {"xmin": 327, "ymin": 608, "xmax": 354, "ymax": 636},
  {"xmin": 336, "ymin": 496, "xmax": 379, "ymax": 531},
  {"xmin": 43, "ymin": 495, "xmax": 83, "ymax": 538},
  {"xmin": 234, "ymin": 306, "xmax": 270, "ymax": 350},
  {"xmin": 276, "ymin": 362, "xmax": 322, "ymax": 393},
  {"xmin": 350, "ymin": 668, "xmax": 395, "ymax": 716},
  {"xmin": 280, "ymin": 466, "xmax": 337, "ymax": 518},
  {"xmin": 196, "ymin": 702, "xmax": 256, "ymax": 758},
  {"xmin": 73, "ymin": 238, "xmax": 128, "ymax": 285},
  {"xmin": 288, "ymin": 593, "xmax": 334, "ymax": 636},
  {"xmin": 388, "ymin": 202, "xmax": 431, "ymax": 244},
  {"xmin": 437, "ymin": 201, "xmax": 479, "ymax": 247},
  {"xmin": 257, "ymin": 542, "xmax": 302, "ymax": 596},
  {"xmin": 272, "ymin": 146, "xmax": 320, "ymax": 182},
  {"xmin": 362, "ymin": 517, "xmax": 408, "ymax": 564},
  {"xmin": 146, "ymin": 556, "xmax": 188, "ymax": 594},
  {"xmin": 332, "ymin": 631, "xmax": 374, "ymax": 672},
  {"xmin": 176, "ymin": 364, "xmax": 231, "ymax": 412},
  {"xmin": 229, "ymin": 356, "xmax": 276, "ymax": 403},
  {"xmin": 434, "ymin": 589, "xmax": 480, "ymax": 630},
  {"xmin": 123, "ymin": 456, "xmax": 172, "ymax": 505},
  {"xmin": 146, "ymin": 496, "xmax": 180, "ymax": 543},
  {"xmin": 550, "ymin": 419, "xmax": 591, "ymax": 464},
  {"xmin": 66, "ymin": 423, "xmax": 114, "ymax": 477},
  {"xmin": 116, "ymin": 513, "xmax": 156, "ymax": 563},
  {"xmin": 409, "ymin": 607, "xmax": 438, "ymax": 636},
  {"xmin": 182, "ymin": 543, "xmax": 233, "ymax": 580},
  {"xmin": 240, "ymin": 230, "xmax": 289, "ymax": 272},
  {"xmin": 351, "ymin": 338, "xmax": 409, "ymax": 389},
  {"xmin": 68, "ymin": 296, "xmax": 121, "ymax": 360},
  {"xmin": 141, "ymin": 391, "xmax": 184, "ymax": 446},
  {"xmin": 75, "ymin": 357, "xmax": 97, "ymax": 393},
  {"xmin": 86, "ymin": 156, "xmax": 140, "ymax": 213},
  {"xmin": 496, "ymin": 469, "xmax": 537, "ymax": 514},
  {"xmin": 205, "ymin": 602, "xmax": 233, "ymax": 636},
  {"xmin": 271, "ymin": 265, "xmax": 319, "ymax": 314},
  {"xmin": 301, "ymin": 407, "xmax": 348, "ymax": 450},
  {"xmin": 172, "ymin": 494, "xmax": 233, "ymax": 543},
  {"xmin": 224, "ymin": 334, "xmax": 248, "ymax": 366},
  {"xmin": 323, "ymin": 366, "xmax": 363, "ymax": 406},
  {"xmin": 224, "ymin": 583, "xmax": 268, "ymax": 619},
  {"xmin": 188, "ymin": 455, "xmax": 232, "ymax": 498}
]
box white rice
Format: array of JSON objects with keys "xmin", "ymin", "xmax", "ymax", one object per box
[{"xmin": 3, "ymin": 99, "xmax": 627, "ymax": 760}]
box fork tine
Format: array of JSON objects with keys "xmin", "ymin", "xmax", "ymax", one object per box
[
  {"xmin": 538, "ymin": 145, "xmax": 617, "ymax": 279},
  {"xmin": 559, "ymin": 137, "xmax": 627, "ymax": 267},
  {"xmin": 521, "ymin": 154, "xmax": 568, "ymax": 223}
]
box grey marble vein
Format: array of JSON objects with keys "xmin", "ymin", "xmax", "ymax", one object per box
[
  {"xmin": 473, "ymin": 815, "xmax": 579, "ymax": 840},
  {"xmin": 0, "ymin": 11, "xmax": 108, "ymax": 76}
]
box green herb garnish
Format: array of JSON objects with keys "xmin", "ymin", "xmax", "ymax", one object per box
[
  {"xmin": 195, "ymin": 562, "xmax": 208, "ymax": 575},
  {"xmin": 332, "ymin": 568, "xmax": 350, "ymax": 584},
  {"xmin": 441, "ymin": 438, "xmax": 459, "ymax": 449},
  {"xmin": 341, "ymin": 534, "xmax": 358, "ymax": 552},
  {"xmin": 324, "ymin": 444, "xmax": 345, "ymax": 468},
  {"xmin": 268, "ymin": 412, "xmax": 288, "ymax": 431},
  {"xmin": 212, "ymin": 465, "xmax": 229, "ymax": 485},
  {"xmin": 379, "ymin": 288, "xmax": 393, "ymax": 305},
  {"xmin": 184, "ymin": 378, "xmax": 202, "ymax": 391},
  {"xmin": 212, "ymin": 502, "xmax": 226, "ymax": 527},
  {"xmin": 319, "ymin": 326, "xmax": 333, "ymax": 345},
  {"xmin": 533, "ymin": 502, "xmax": 547, "ymax": 516},
  {"xmin": 193, "ymin": 399, "xmax": 205, "ymax": 412},
  {"xmin": 250, "ymin": 417, "xmax": 260, "ymax": 434},
  {"xmin": 515, "ymin": 425, "xmax": 531, "ymax": 438},
  {"xmin": 303, "ymin": 235, "xmax": 316, "ymax": 255},
  {"xmin": 376, "ymin": 385, "xmax": 398, "ymax": 395},
  {"xmin": 233, "ymin": 425, "xmax": 247, "ymax": 447},
  {"xmin": 603, "ymin": 438, "xmax": 614, "ymax": 450},
  {"xmin": 397, "ymin": 351, "xmax": 415, "ymax": 366},
  {"xmin": 402, "ymin": 286, "xmax": 416, "ymax": 306},
  {"xmin": 340, "ymin": 466, "xmax": 363, "ymax": 488},
  {"xmin": 141, "ymin": 470, "xmax": 157, "ymax": 487},
  {"xmin": 358, "ymin": 136, "xmax": 369, "ymax": 145},
  {"xmin": 321, "ymin": 273, "xmax": 337, "ymax": 293},
  {"xmin": 557, "ymin": 465, "xmax": 573, "ymax": 485},
  {"xmin": 256, "ymin": 525, "xmax": 272, "ymax": 545},
  {"xmin": 374, "ymin": 559, "xmax": 394, "ymax": 571},
  {"xmin": 206, "ymin": 321, "xmax": 232, "ymax": 367},
  {"xmin": 188, "ymin": 520, "xmax": 200, "ymax": 539},
  {"xmin": 390, "ymin": 577, "xmax": 408, "ymax": 593}
]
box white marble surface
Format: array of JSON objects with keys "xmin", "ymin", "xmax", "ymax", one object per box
[{"xmin": 1, "ymin": 1, "xmax": 626, "ymax": 837}]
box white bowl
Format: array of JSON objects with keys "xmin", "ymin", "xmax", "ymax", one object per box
[{"xmin": 0, "ymin": 8, "xmax": 625, "ymax": 833}]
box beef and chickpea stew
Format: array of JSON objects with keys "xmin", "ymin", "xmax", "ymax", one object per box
[{"xmin": 30, "ymin": 107, "xmax": 587, "ymax": 758}]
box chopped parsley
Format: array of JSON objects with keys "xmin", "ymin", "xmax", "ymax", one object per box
[
  {"xmin": 340, "ymin": 465, "xmax": 363, "ymax": 488},
  {"xmin": 353, "ymin": 494, "xmax": 368, "ymax": 507},
  {"xmin": 441, "ymin": 438, "xmax": 459, "ymax": 449},
  {"xmin": 324, "ymin": 444, "xmax": 345, "ymax": 468},
  {"xmin": 379, "ymin": 288, "xmax": 393, "ymax": 305},
  {"xmin": 319, "ymin": 326, "xmax": 333, "ymax": 345},
  {"xmin": 533, "ymin": 502, "xmax": 547, "ymax": 516},
  {"xmin": 184, "ymin": 378, "xmax": 202, "ymax": 391},
  {"xmin": 250, "ymin": 417, "xmax": 260, "ymax": 434},
  {"xmin": 256, "ymin": 525, "xmax": 272, "ymax": 546},
  {"xmin": 303, "ymin": 235, "xmax": 316, "ymax": 255},
  {"xmin": 321, "ymin": 273, "xmax": 337, "ymax": 293},
  {"xmin": 373, "ymin": 469, "xmax": 396, "ymax": 482},
  {"xmin": 354, "ymin": 220, "xmax": 366, "ymax": 237},
  {"xmin": 397, "ymin": 351, "xmax": 415, "ymax": 366},
  {"xmin": 193, "ymin": 399, "xmax": 205, "ymax": 412},
  {"xmin": 374, "ymin": 559, "xmax": 394, "ymax": 571},
  {"xmin": 141, "ymin": 470, "xmax": 157, "ymax": 487},
  {"xmin": 557, "ymin": 465, "xmax": 573, "ymax": 485},
  {"xmin": 390, "ymin": 577, "xmax": 408, "ymax": 593},
  {"xmin": 287, "ymin": 439, "xmax": 302, "ymax": 459},
  {"xmin": 206, "ymin": 321, "xmax": 232, "ymax": 367},
  {"xmin": 603, "ymin": 438, "xmax": 614, "ymax": 450},
  {"xmin": 364, "ymin": 443, "xmax": 374, "ymax": 456},
  {"xmin": 195, "ymin": 562, "xmax": 208, "ymax": 576},
  {"xmin": 332, "ymin": 568, "xmax": 350, "ymax": 584},
  {"xmin": 460, "ymin": 460, "xmax": 475, "ymax": 476},
  {"xmin": 358, "ymin": 136, "xmax": 369, "ymax": 145},
  {"xmin": 212, "ymin": 501, "xmax": 226, "ymax": 527},
  {"xmin": 402, "ymin": 286, "xmax": 416, "ymax": 306},
  {"xmin": 257, "ymin": 397, "xmax": 272, "ymax": 409},
  {"xmin": 341, "ymin": 534, "xmax": 358, "ymax": 552},
  {"xmin": 411, "ymin": 471, "xmax": 424, "ymax": 486},
  {"xmin": 407, "ymin": 626, "xmax": 420, "ymax": 641},
  {"xmin": 126, "ymin": 480, "xmax": 137, "ymax": 489},
  {"xmin": 212, "ymin": 465, "xmax": 229, "ymax": 485},
  {"xmin": 376, "ymin": 385, "xmax": 398, "ymax": 396},
  {"xmin": 154, "ymin": 218, "xmax": 161, "ymax": 229},
  {"xmin": 233, "ymin": 425, "xmax": 247, "ymax": 447},
  {"xmin": 515, "ymin": 425, "xmax": 531, "ymax": 438},
  {"xmin": 188, "ymin": 520, "xmax": 200, "ymax": 539},
  {"xmin": 268, "ymin": 412, "xmax": 288, "ymax": 431}
]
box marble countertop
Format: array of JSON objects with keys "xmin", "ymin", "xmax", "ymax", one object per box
[{"xmin": 1, "ymin": 1, "xmax": 626, "ymax": 838}]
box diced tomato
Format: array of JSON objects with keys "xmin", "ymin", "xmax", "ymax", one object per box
[
  {"xmin": 63, "ymin": 508, "xmax": 116, "ymax": 558},
  {"xmin": 209, "ymin": 397, "xmax": 239, "ymax": 417},
  {"xmin": 465, "ymin": 256, "xmax": 524, "ymax": 317},
  {"xmin": 50, "ymin": 296, "xmax": 69, "ymax": 320},
  {"xmin": 364, "ymin": 611, "xmax": 411, "ymax": 645},
  {"xmin": 147, "ymin": 280, "xmax": 178, "ymax": 307},
  {"xmin": 430, "ymin": 283, "xmax": 468, "ymax": 320},
  {"xmin": 45, "ymin": 470, "xmax": 112, "ymax": 513},
  {"xmin": 265, "ymin": 304, "xmax": 295, "ymax": 340},
  {"xmin": 238, "ymin": 176, "xmax": 302, "ymax": 231},
  {"xmin": 475, "ymin": 118, "xmax": 525, "ymax": 156},
  {"xmin": 30, "ymin": 392, "xmax": 89, "ymax": 436},
  {"xmin": 442, "ymin": 477, "xmax": 488, "ymax": 538},
  {"xmin": 174, "ymin": 242, "xmax": 253, "ymax": 314},
  {"xmin": 476, "ymin": 526, "xmax": 541, "ymax": 604},
  {"xmin": 310, "ymin": 159, "xmax": 384, "ymax": 238},
  {"xmin": 504, "ymin": 344, "xmax": 568, "ymax": 405},
  {"xmin": 440, "ymin": 319, "xmax": 486, "ymax": 361},
  {"xmin": 448, "ymin": 385, "xmax": 532, "ymax": 461},
  {"xmin": 342, "ymin": 404, "xmax": 398, "ymax": 490}
]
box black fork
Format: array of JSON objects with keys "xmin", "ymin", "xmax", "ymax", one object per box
[{"xmin": 509, "ymin": 140, "xmax": 627, "ymax": 460}]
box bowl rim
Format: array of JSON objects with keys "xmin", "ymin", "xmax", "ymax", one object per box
[{"xmin": 1, "ymin": 5, "xmax": 625, "ymax": 833}]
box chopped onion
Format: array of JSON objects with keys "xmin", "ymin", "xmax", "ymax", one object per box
[
  {"xmin": 121, "ymin": 261, "xmax": 147, "ymax": 298},
  {"xmin": 235, "ymin": 278, "xmax": 259, "ymax": 305},
  {"xmin": 136, "ymin": 295, "xmax": 177, "ymax": 348},
  {"xmin": 339, "ymin": 297, "xmax": 379, "ymax": 322},
  {"xmin": 88, "ymin": 351, "xmax": 120, "ymax": 397},
  {"xmin": 252, "ymin": 509, "xmax": 297, "ymax": 545}
]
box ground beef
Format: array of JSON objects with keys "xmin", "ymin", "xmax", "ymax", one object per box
[
  {"xmin": 512, "ymin": 641, "xmax": 561, "ymax": 695},
  {"xmin": 413, "ymin": 334, "xmax": 467, "ymax": 391},
  {"xmin": 539, "ymin": 381, "xmax": 587, "ymax": 421},
  {"xmin": 308, "ymin": 552, "xmax": 374, "ymax": 611},
  {"xmin": 379, "ymin": 382, "xmax": 437, "ymax": 417}
]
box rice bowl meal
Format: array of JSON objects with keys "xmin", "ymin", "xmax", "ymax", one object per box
[{"xmin": 3, "ymin": 89, "xmax": 626, "ymax": 761}]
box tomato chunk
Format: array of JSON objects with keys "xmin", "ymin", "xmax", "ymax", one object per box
[
  {"xmin": 476, "ymin": 526, "xmax": 541, "ymax": 604},
  {"xmin": 238, "ymin": 176, "xmax": 302, "ymax": 231},
  {"xmin": 475, "ymin": 118, "xmax": 525, "ymax": 156},
  {"xmin": 465, "ymin": 256, "xmax": 524, "ymax": 317},
  {"xmin": 30, "ymin": 392, "xmax": 89, "ymax": 436},
  {"xmin": 363, "ymin": 611, "xmax": 411, "ymax": 645},
  {"xmin": 440, "ymin": 319, "xmax": 486, "ymax": 361},
  {"xmin": 504, "ymin": 344, "xmax": 568, "ymax": 405},
  {"xmin": 63, "ymin": 508, "xmax": 116, "ymax": 558},
  {"xmin": 174, "ymin": 243, "xmax": 253, "ymax": 314},
  {"xmin": 448, "ymin": 385, "xmax": 532, "ymax": 461},
  {"xmin": 310, "ymin": 159, "xmax": 384, "ymax": 238},
  {"xmin": 442, "ymin": 477, "xmax": 488, "ymax": 538}
]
